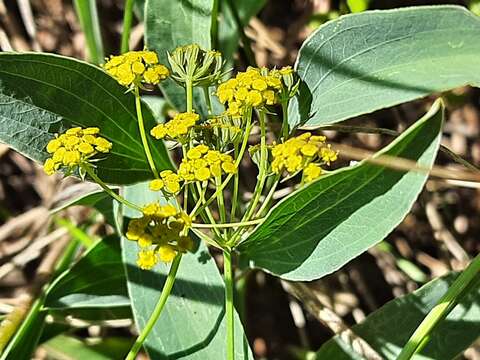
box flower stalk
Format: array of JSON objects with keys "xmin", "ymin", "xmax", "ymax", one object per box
[{"xmin": 125, "ymin": 254, "xmax": 183, "ymax": 360}]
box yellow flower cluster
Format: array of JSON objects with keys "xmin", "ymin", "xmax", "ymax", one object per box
[
  {"xmin": 150, "ymin": 112, "xmax": 199, "ymax": 142},
  {"xmin": 271, "ymin": 132, "xmax": 337, "ymax": 182},
  {"xmin": 43, "ymin": 127, "xmax": 112, "ymax": 175},
  {"xmin": 126, "ymin": 203, "xmax": 193, "ymax": 269},
  {"xmin": 178, "ymin": 145, "xmax": 237, "ymax": 182},
  {"xmin": 216, "ymin": 66, "xmax": 292, "ymax": 117},
  {"xmin": 103, "ymin": 50, "xmax": 169, "ymax": 87},
  {"xmin": 149, "ymin": 170, "xmax": 182, "ymax": 194}
]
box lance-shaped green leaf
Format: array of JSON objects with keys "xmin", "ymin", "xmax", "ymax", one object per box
[
  {"xmin": 44, "ymin": 235, "xmax": 129, "ymax": 310},
  {"xmin": 145, "ymin": 0, "xmax": 214, "ymax": 114},
  {"xmin": 289, "ymin": 6, "xmax": 480, "ymax": 128},
  {"xmin": 120, "ymin": 183, "xmax": 253, "ymax": 359},
  {"xmin": 316, "ymin": 272, "xmax": 480, "ymax": 360},
  {"xmin": 239, "ymin": 100, "xmax": 443, "ymax": 281},
  {"xmin": 218, "ymin": 0, "xmax": 267, "ymax": 66},
  {"xmin": 0, "ymin": 53, "xmax": 172, "ymax": 184}
]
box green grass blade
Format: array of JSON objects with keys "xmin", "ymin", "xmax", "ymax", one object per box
[{"xmin": 73, "ymin": 0, "xmax": 104, "ymax": 64}]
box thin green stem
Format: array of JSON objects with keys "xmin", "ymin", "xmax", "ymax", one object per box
[
  {"xmin": 120, "ymin": 0, "xmax": 135, "ymax": 53},
  {"xmin": 191, "ymin": 218, "xmax": 264, "ymax": 229},
  {"xmin": 215, "ymin": 176, "xmax": 227, "ymax": 227},
  {"xmin": 125, "ymin": 254, "xmax": 182, "ymax": 360},
  {"xmin": 203, "ymin": 86, "xmax": 213, "ymax": 115},
  {"xmin": 186, "ymin": 79, "xmax": 193, "ymax": 112},
  {"xmin": 241, "ymin": 111, "xmax": 267, "ymax": 222},
  {"xmin": 255, "ymin": 176, "xmax": 280, "ymax": 218},
  {"xmin": 210, "ymin": 0, "xmax": 219, "ymax": 49},
  {"xmin": 83, "ymin": 165, "xmax": 142, "ymax": 212},
  {"xmin": 397, "ymin": 252, "xmax": 480, "ymax": 360},
  {"xmin": 193, "ymin": 110, "xmax": 253, "ymax": 217},
  {"xmin": 281, "ymin": 101, "xmax": 289, "ymax": 140},
  {"xmin": 223, "ymin": 250, "xmax": 235, "ymax": 360},
  {"xmin": 134, "ymin": 87, "xmax": 159, "ymax": 178},
  {"xmin": 230, "ymin": 144, "xmax": 240, "ymax": 223}
]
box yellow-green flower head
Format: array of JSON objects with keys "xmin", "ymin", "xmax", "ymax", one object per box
[
  {"xmin": 177, "ymin": 145, "xmax": 236, "ymax": 183},
  {"xmin": 103, "ymin": 50, "xmax": 169, "ymax": 87},
  {"xmin": 216, "ymin": 66, "xmax": 290, "ymax": 117},
  {"xmin": 127, "ymin": 203, "xmax": 194, "ymax": 269},
  {"xmin": 150, "ymin": 112, "xmax": 199, "ymax": 143},
  {"xmin": 43, "ymin": 127, "xmax": 112, "ymax": 176},
  {"xmin": 271, "ymin": 132, "xmax": 337, "ymax": 182},
  {"xmin": 168, "ymin": 44, "xmax": 223, "ymax": 87}
]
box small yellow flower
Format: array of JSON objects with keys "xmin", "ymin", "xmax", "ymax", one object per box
[
  {"xmin": 149, "ymin": 179, "xmax": 165, "ymax": 191},
  {"xmin": 158, "ymin": 245, "xmax": 177, "ymax": 263},
  {"xmin": 320, "ymin": 145, "xmax": 338, "ymax": 165},
  {"xmin": 137, "ymin": 250, "xmax": 158, "ymax": 270},
  {"xmin": 303, "ymin": 163, "xmax": 322, "ymax": 182},
  {"xmin": 46, "ymin": 139, "xmax": 62, "ymax": 153}
]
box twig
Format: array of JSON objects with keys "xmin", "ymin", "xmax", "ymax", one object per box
[
  {"xmin": 333, "ymin": 143, "xmax": 480, "ymax": 183},
  {"xmin": 281, "ymin": 281, "xmax": 383, "ymax": 360}
]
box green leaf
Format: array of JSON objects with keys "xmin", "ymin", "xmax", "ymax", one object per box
[
  {"xmin": 0, "ymin": 52, "xmax": 172, "ymax": 184},
  {"xmin": 239, "ymin": 99, "xmax": 443, "ymax": 281},
  {"xmin": 144, "ymin": 0, "xmax": 214, "ymax": 113},
  {"xmin": 218, "ymin": 0, "xmax": 267, "ymax": 65},
  {"xmin": 289, "ymin": 6, "xmax": 480, "ymax": 128},
  {"xmin": 120, "ymin": 183, "xmax": 253, "ymax": 359},
  {"xmin": 315, "ymin": 272, "xmax": 480, "ymax": 360},
  {"xmin": 44, "ymin": 235, "xmax": 129, "ymax": 310}
]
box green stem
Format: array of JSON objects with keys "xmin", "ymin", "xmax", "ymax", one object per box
[
  {"xmin": 224, "ymin": 249, "xmax": 235, "ymax": 360},
  {"xmin": 241, "ymin": 111, "xmax": 267, "ymax": 222},
  {"xmin": 191, "ymin": 218, "xmax": 264, "ymax": 229},
  {"xmin": 281, "ymin": 101, "xmax": 289, "ymax": 140},
  {"xmin": 186, "ymin": 79, "xmax": 193, "ymax": 113},
  {"xmin": 135, "ymin": 87, "xmax": 159, "ymax": 178},
  {"xmin": 230, "ymin": 144, "xmax": 240, "ymax": 223},
  {"xmin": 255, "ymin": 175, "xmax": 279, "ymax": 218},
  {"xmin": 397, "ymin": 252, "xmax": 480, "ymax": 360},
  {"xmin": 210, "ymin": 0, "xmax": 219, "ymax": 49},
  {"xmin": 120, "ymin": 0, "xmax": 135, "ymax": 53},
  {"xmin": 215, "ymin": 177, "xmax": 227, "ymax": 229},
  {"xmin": 83, "ymin": 165, "xmax": 142, "ymax": 212},
  {"xmin": 193, "ymin": 110, "xmax": 253, "ymax": 217},
  {"xmin": 125, "ymin": 254, "xmax": 182, "ymax": 360}
]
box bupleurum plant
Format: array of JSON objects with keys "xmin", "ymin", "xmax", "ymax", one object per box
[{"xmin": 41, "ymin": 45, "xmax": 337, "ymax": 359}]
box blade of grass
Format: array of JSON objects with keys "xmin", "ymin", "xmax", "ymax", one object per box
[
  {"xmin": 121, "ymin": 0, "xmax": 135, "ymax": 53},
  {"xmin": 55, "ymin": 217, "xmax": 97, "ymax": 249},
  {"xmin": 73, "ymin": 0, "xmax": 104, "ymax": 64},
  {"xmin": 0, "ymin": 238, "xmax": 79, "ymax": 359},
  {"xmin": 397, "ymin": 252, "xmax": 480, "ymax": 360}
]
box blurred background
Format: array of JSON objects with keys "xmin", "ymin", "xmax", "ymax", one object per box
[{"xmin": 0, "ymin": 0, "xmax": 479, "ymax": 359}]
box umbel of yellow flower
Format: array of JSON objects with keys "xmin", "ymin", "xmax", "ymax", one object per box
[
  {"xmin": 216, "ymin": 66, "xmax": 292, "ymax": 117},
  {"xmin": 271, "ymin": 132, "xmax": 337, "ymax": 182},
  {"xmin": 150, "ymin": 112, "xmax": 199, "ymax": 142},
  {"xmin": 126, "ymin": 203, "xmax": 193, "ymax": 270},
  {"xmin": 149, "ymin": 170, "xmax": 182, "ymax": 194},
  {"xmin": 103, "ymin": 50, "xmax": 169, "ymax": 87},
  {"xmin": 43, "ymin": 127, "xmax": 112, "ymax": 176},
  {"xmin": 178, "ymin": 145, "xmax": 236, "ymax": 182}
]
